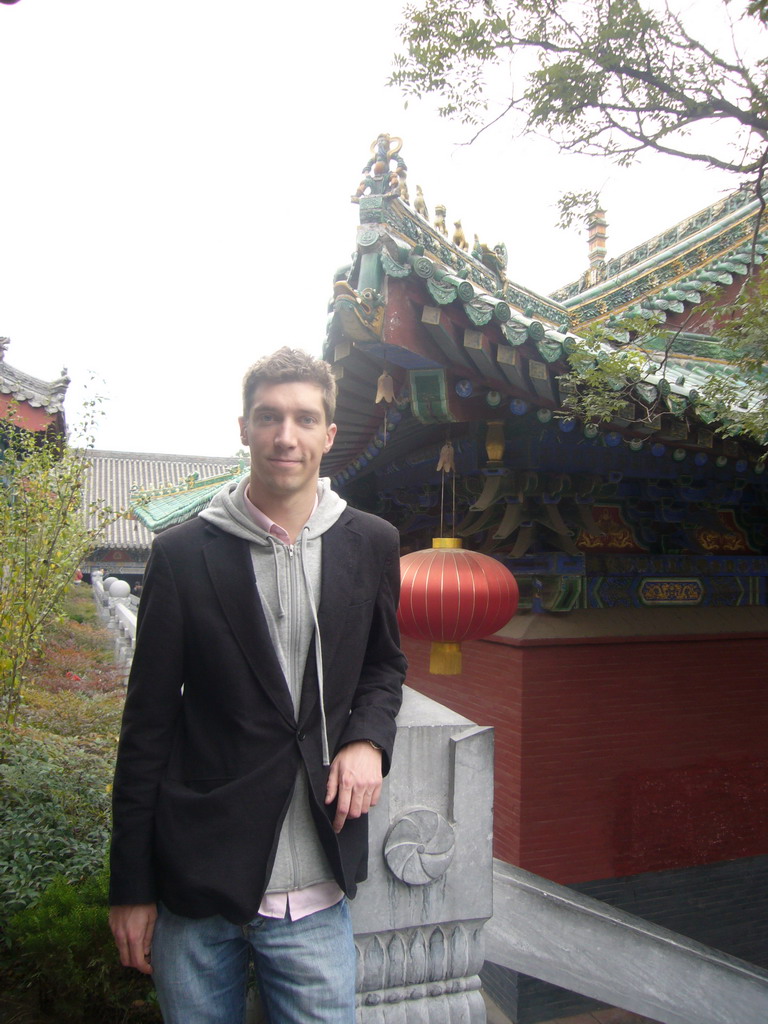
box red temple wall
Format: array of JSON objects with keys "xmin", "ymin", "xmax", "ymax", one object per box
[
  {"xmin": 401, "ymin": 630, "xmax": 768, "ymax": 885},
  {"xmin": 0, "ymin": 393, "xmax": 56, "ymax": 433}
]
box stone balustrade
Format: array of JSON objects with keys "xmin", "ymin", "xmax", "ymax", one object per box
[{"xmin": 92, "ymin": 571, "xmax": 137, "ymax": 681}]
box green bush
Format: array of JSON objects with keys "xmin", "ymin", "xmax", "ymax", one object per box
[
  {"xmin": 3, "ymin": 866, "xmax": 160, "ymax": 1023},
  {"xmin": 0, "ymin": 586, "xmax": 154, "ymax": 1022},
  {"xmin": 0, "ymin": 726, "xmax": 113, "ymax": 930}
]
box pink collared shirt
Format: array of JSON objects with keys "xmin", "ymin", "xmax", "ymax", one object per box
[
  {"xmin": 258, "ymin": 882, "xmax": 344, "ymax": 922},
  {"xmin": 242, "ymin": 487, "xmax": 317, "ymax": 545},
  {"xmin": 242, "ymin": 486, "xmax": 343, "ymax": 922}
]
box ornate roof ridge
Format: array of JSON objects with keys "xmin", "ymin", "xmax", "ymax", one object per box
[
  {"xmin": 551, "ymin": 184, "xmax": 765, "ymax": 307},
  {"xmin": 0, "ymin": 338, "xmax": 70, "ymax": 413},
  {"xmin": 382, "ymin": 196, "xmax": 570, "ymax": 327},
  {"xmin": 131, "ymin": 465, "xmax": 243, "ymax": 501}
]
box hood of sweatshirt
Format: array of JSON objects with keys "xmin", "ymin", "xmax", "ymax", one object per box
[{"xmin": 199, "ymin": 474, "xmax": 347, "ymax": 541}]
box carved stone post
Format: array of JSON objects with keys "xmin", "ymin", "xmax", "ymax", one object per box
[{"xmin": 351, "ymin": 687, "xmax": 494, "ymax": 1022}]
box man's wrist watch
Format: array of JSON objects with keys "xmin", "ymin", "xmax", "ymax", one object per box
[{"xmin": 366, "ymin": 740, "xmax": 383, "ymax": 751}]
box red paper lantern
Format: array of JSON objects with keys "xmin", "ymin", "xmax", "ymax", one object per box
[{"xmin": 398, "ymin": 538, "xmax": 519, "ymax": 674}]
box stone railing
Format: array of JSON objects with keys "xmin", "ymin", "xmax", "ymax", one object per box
[
  {"xmin": 92, "ymin": 572, "xmax": 137, "ymax": 681},
  {"xmin": 485, "ymin": 860, "xmax": 768, "ymax": 1024},
  {"xmin": 346, "ymin": 685, "xmax": 768, "ymax": 1024}
]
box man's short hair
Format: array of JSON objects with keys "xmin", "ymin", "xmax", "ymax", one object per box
[{"xmin": 242, "ymin": 347, "xmax": 337, "ymax": 424}]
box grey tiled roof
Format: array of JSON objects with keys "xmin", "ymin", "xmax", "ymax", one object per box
[{"xmin": 82, "ymin": 449, "xmax": 245, "ymax": 554}]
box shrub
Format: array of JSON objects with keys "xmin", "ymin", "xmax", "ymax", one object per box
[
  {"xmin": 3, "ymin": 866, "xmax": 160, "ymax": 1023},
  {"xmin": 0, "ymin": 725, "xmax": 114, "ymax": 931},
  {"xmin": 0, "ymin": 584, "xmax": 151, "ymax": 1022},
  {"xmin": 64, "ymin": 585, "xmax": 100, "ymax": 625}
]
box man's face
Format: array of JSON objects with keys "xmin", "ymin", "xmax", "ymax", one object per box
[{"xmin": 238, "ymin": 381, "xmax": 337, "ymax": 505}]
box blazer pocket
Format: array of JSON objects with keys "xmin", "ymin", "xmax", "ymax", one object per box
[{"xmin": 155, "ymin": 773, "xmax": 291, "ymax": 867}]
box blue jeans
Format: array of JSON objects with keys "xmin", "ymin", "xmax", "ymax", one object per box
[{"xmin": 151, "ymin": 899, "xmax": 356, "ymax": 1024}]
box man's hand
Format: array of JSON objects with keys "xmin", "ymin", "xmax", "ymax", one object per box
[
  {"xmin": 325, "ymin": 741, "xmax": 383, "ymax": 833},
  {"xmin": 109, "ymin": 903, "xmax": 158, "ymax": 974}
]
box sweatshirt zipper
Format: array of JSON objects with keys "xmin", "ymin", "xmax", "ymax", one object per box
[{"xmin": 286, "ymin": 538, "xmax": 302, "ymax": 891}]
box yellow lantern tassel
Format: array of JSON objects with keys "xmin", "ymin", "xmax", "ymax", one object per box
[{"xmin": 429, "ymin": 641, "xmax": 462, "ymax": 675}]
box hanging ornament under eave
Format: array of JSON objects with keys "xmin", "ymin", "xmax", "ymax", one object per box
[
  {"xmin": 398, "ymin": 539, "xmax": 519, "ymax": 675},
  {"xmin": 435, "ymin": 441, "xmax": 455, "ymax": 473},
  {"xmin": 375, "ymin": 370, "xmax": 395, "ymax": 445},
  {"xmin": 375, "ymin": 371, "xmax": 394, "ymax": 404}
]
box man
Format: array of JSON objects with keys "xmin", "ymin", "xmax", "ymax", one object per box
[{"xmin": 109, "ymin": 347, "xmax": 407, "ymax": 1023}]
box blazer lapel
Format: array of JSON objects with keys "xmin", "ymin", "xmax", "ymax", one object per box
[
  {"xmin": 297, "ymin": 515, "xmax": 359, "ymax": 729},
  {"xmin": 202, "ymin": 528, "xmax": 296, "ymax": 727},
  {"xmin": 317, "ymin": 514, "xmax": 359, "ymax": 669}
]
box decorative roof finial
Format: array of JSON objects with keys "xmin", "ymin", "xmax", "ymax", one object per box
[{"xmin": 353, "ymin": 133, "xmax": 407, "ymax": 202}]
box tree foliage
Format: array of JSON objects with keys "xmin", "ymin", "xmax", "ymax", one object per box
[
  {"xmin": 393, "ymin": 0, "xmax": 768, "ymax": 188},
  {"xmin": 0, "ymin": 404, "xmax": 115, "ymax": 725},
  {"xmin": 697, "ymin": 272, "xmax": 768, "ymax": 439}
]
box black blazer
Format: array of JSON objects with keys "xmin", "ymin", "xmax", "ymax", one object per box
[{"xmin": 109, "ymin": 506, "xmax": 406, "ymax": 924}]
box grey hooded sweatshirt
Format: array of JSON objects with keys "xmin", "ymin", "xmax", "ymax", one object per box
[{"xmin": 200, "ymin": 474, "xmax": 347, "ymax": 895}]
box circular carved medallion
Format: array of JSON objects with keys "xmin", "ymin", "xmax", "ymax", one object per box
[{"xmin": 384, "ymin": 808, "xmax": 456, "ymax": 885}]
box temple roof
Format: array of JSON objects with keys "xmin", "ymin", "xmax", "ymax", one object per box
[
  {"xmin": 317, "ymin": 137, "xmax": 767, "ymax": 596},
  {"xmin": 322, "ymin": 138, "xmax": 767, "ymax": 491}
]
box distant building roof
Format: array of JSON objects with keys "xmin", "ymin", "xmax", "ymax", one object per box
[
  {"xmin": 82, "ymin": 449, "xmax": 244, "ymax": 572},
  {"xmin": 0, "ymin": 337, "xmax": 69, "ymax": 434}
]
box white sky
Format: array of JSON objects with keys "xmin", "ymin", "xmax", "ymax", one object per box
[{"xmin": 0, "ymin": 0, "xmax": 751, "ymax": 456}]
